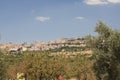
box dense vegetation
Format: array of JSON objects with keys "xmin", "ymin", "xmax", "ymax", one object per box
[
  {"xmin": 0, "ymin": 21, "xmax": 119, "ymax": 80},
  {"xmin": 86, "ymin": 21, "xmax": 120, "ymax": 80},
  {"xmin": 0, "ymin": 51, "xmax": 95, "ymax": 80}
]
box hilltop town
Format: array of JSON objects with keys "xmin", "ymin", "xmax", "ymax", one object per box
[{"xmin": 0, "ymin": 37, "xmax": 86, "ymax": 53}]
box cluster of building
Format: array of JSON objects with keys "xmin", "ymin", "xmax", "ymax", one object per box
[{"xmin": 0, "ymin": 37, "xmax": 86, "ymax": 53}]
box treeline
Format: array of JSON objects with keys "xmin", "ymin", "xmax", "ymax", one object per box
[{"xmin": 47, "ymin": 46, "xmax": 86, "ymax": 52}]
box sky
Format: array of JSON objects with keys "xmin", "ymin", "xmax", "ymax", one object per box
[{"xmin": 0, "ymin": 0, "xmax": 120, "ymax": 42}]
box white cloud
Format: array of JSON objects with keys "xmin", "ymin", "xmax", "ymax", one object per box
[
  {"xmin": 107, "ymin": 0, "xmax": 120, "ymax": 3},
  {"xmin": 84, "ymin": 0, "xmax": 108, "ymax": 5},
  {"xmin": 84, "ymin": 0, "xmax": 120, "ymax": 5},
  {"xmin": 76, "ymin": 17, "xmax": 84, "ymax": 20},
  {"xmin": 35, "ymin": 16, "xmax": 50, "ymax": 22}
]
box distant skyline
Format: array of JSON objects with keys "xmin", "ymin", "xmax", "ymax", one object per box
[{"xmin": 0, "ymin": 0, "xmax": 120, "ymax": 42}]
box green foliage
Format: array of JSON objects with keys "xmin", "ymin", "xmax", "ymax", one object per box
[
  {"xmin": 0, "ymin": 60, "xmax": 6, "ymax": 80},
  {"xmin": 87, "ymin": 21, "xmax": 120, "ymax": 80},
  {"xmin": 22, "ymin": 53, "xmax": 67, "ymax": 80},
  {"xmin": 65, "ymin": 54, "xmax": 95, "ymax": 80},
  {"xmin": 48, "ymin": 46, "xmax": 86, "ymax": 52},
  {"xmin": 95, "ymin": 21, "xmax": 112, "ymax": 38},
  {"xmin": 0, "ymin": 51, "xmax": 24, "ymax": 80},
  {"xmin": 0, "ymin": 52, "xmax": 6, "ymax": 80},
  {"xmin": 5, "ymin": 51, "xmax": 95, "ymax": 80}
]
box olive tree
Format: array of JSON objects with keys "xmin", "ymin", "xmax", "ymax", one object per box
[{"xmin": 86, "ymin": 21, "xmax": 120, "ymax": 80}]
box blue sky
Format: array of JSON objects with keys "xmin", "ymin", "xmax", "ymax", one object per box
[{"xmin": 0, "ymin": 0, "xmax": 120, "ymax": 42}]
